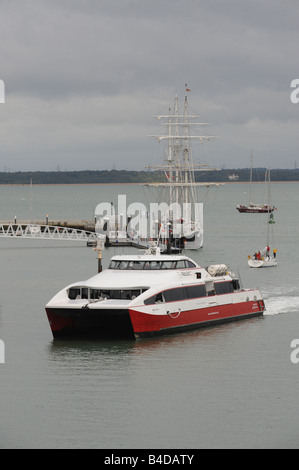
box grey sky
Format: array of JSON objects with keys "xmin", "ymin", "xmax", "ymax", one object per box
[{"xmin": 0, "ymin": 0, "xmax": 298, "ymax": 171}]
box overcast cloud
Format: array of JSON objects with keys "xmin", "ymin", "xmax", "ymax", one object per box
[{"xmin": 0, "ymin": 0, "xmax": 298, "ymax": 171}]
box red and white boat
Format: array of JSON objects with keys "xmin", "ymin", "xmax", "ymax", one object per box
[
  {"xmin": 45, "ymin": 247, "xmax": 265, "ymax": 340},
  {"xmin": 236, "ymin": 203, "xmax": 276, "ymax": 213},
  {"xmin": 236, "ymin": 154, "xmax": 276, "ymax": 214}
]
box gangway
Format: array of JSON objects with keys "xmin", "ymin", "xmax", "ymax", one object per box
[{"xmin": 0, "ymin": 223, "xmax": 98, "ymax": 243}]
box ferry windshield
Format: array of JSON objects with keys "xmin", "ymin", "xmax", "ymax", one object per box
[
  {"xmin": 68, "ymin": 287, "xmax": 148, "ymax": 301},
  {"xmin": 108, "ymin": 259, "xmax": 196, "ymax": 270}
]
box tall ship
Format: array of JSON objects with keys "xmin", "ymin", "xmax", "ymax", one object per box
[
  {"xmin": 45, "ymin": 246, "xmax": 265, "ymax": 340},
  {"xmin": 145, "ymin": 85, "xmax": 219, "ymax": 250},
  {"xmin": 95, "ymin": 86, "xmax": 219, "ymax": 251}
]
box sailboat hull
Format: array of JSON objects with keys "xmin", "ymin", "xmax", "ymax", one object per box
[
  {"xmin": 248, "ymin": 258, "xmax": 277, "ymax": 268},
  {"xmin": 237, "ymin": 205, "xmax": 275, "ymax": 213}
]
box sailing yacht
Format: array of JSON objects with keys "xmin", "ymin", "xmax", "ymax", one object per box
[
  {"xmin": 248, "ymin": 169, "xmax": 278, "ymax": 268},
  {"xmin": 237, "ymin": 154, "xmax": 276, "ymax": 213},
  {"xmin": 145, "ymin": 85, "xmax": 219, "ymax": 250}
]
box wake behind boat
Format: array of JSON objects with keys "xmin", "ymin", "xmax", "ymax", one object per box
[{"xmin": 45, "ymin": 246, "xmax": 265, "ymax": 340}]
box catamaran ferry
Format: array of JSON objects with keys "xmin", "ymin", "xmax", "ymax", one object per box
[{"xmin": 45, "ymin": 247, "xmax": 265, "ymax": 339}]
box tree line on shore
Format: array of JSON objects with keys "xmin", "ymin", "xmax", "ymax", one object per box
[{"xmin": 0, "ymin": 168, "xmax": 298, "ymax": 184}]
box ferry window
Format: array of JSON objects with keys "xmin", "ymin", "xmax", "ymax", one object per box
[
  {"xmin": 232, "ymin": 279, "xmax": 240, "ymax": 291},
  {"xmin": 109, "ymin": 290, "xmax": 120, "ymax": 299},
  {"xmin": 205, "ymin": 281, "xmax": 215, "ymax": 296},
  {"xmin": 119, "ymin": 261, "xmax": 129, "ymax": 269},
  {"xmin": 128, "ymin": 261, "xmax": 145, "ymax": 270},
  {"xmin": 68, "ymin": 288, "xmax": 81, "ymax": 299},
  {"xmin": 215, "ymin": 282, "xmax": 234, "ymax": 295},
  {"xmin": 186, "ymin": 285, "xmax": 206, "ymax": 299},
  {"xmin": 109, "ymin": 260, "xmax": 118, "ymax": 269},
  {"xmin": 161, "ymin": 261, "xmax": 176, "ymax": 269},
  {"xmin": 155, "ymin": 261, "xmax": 163, "ymax": 269},
  {"xmin": 108, "ymin": 259, "xmax": 196, "ymax": 270},
  {"xmin": 101, "ymin": 290, "xmax": 110, "ymax": 299},
  {"xmin": 144, "ymin": 295, "xmax": 155, "ymax": 305},
  {"xmin": 82, "ymin": 288, "xmax": 89, "ymax": 299},
  {"xmin": 120, "ymin": 290, "xmax": 140, "ymax": 299},
  {"xmin": 90, "ymin": 289, "xmax": 101, "ymax": 299},
  {"xmin": 119, "ymin": 290, "xmax": 127, "ymax": 299},
  {"xmin": 130, "ymin": 290, "xmax": 141, "ymax": 299},
  {"xmin": 144, "ymin": 261, "xmax": 162, "ymax": 270},
  {"xmin": 163, "ymin": 287, "xmax": 186, "ymax": 302},
  {"xmin": 108, "ymin": 260, "xmax": 130, "ymax": 269},
  {"xmin": 89, "ymin": 289, "xmax": 142, "ymax": 300},
  {"xmin": 186, "ymin": 261, "xmax": 196, "ymax": 268},
  {"xmin": 111, "ymin": 290, "xmax": 136, "ymax": 299},
  {"xmin": 176, "ymin": 260, "xmax": 186, "ymax": 269},
  {"xmin": 144, "ymin": 293, "xmax": 164, "ymax": 305}
]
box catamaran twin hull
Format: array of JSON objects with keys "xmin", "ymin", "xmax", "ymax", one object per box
[
  {"xmin": 45, "ymin": 250, "xmax": 265, "ymax": 340},
  {"xmin": 46, "ymin": 296, "xmax": 265, "ymax": 340}
]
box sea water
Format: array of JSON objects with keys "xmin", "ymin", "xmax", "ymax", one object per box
[{"xmin": 0, "ymin": 182, "xmax": 298, "ymax": 449}]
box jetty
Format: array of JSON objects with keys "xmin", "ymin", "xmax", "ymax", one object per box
[
  {"xmin": 0, "ymin": 218, "xmax": 95, "ymax": 231},
  {"xmin": 0, "ymin": 218, "xmax": 149, "ymax": 249}
]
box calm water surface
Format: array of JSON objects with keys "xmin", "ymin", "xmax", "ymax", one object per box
[{"xmin": 0, "ymin": 183, "xmax": 298, "ymax": 449}]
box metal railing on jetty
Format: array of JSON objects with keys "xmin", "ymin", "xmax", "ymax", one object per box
[
  {"xmin": 0, "ymin": 219, "xmax": 159, "ymax": 250},
  {"xmin": 0, "ymin": 223, "xmax": 98, "ymax": 243},
  {"xmin": 0, "ymin": 219, "xmax": 150, "ymax": 248}
]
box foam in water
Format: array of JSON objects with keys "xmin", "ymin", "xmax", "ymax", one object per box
[{"xmin": 264, "ymin": 296, "xmax": 299, "ymax": 316}]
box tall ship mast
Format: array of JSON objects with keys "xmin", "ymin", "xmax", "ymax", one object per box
[{"xmin": 146, "ymin": 85, "xmax": 219, "ymax": 250}]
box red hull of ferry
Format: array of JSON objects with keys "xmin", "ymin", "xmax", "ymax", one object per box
[{"xmin": 130, "ymin": 300, "xmax": 265, "ymax": 338}]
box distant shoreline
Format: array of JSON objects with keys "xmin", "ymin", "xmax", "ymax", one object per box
[
  {"xmin": 1, "ymin": 181, "xmax": 299, "ymax": 187},
  {"xmin": 0, "ymin": 168, "xmax": 298, "ymax": 185}
]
